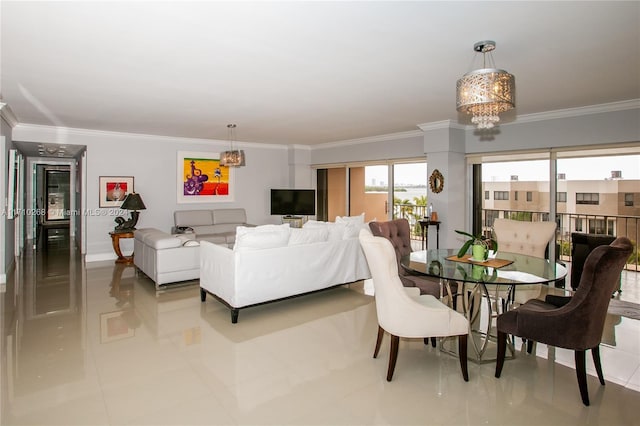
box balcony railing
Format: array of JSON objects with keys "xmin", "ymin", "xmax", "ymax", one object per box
[
  {"xmin": 390, "ymin": 204, "xmax": 639, "ymax": 271},
  {"xmin": 482, "ymin": 209, "xmax": 640, "ymax": 271},
  {"xmin": 393, "ymin": 203, "xmax": 428, "ymax": 238}
]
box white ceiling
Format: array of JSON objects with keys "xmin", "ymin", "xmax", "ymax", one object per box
[{"xmin": 2, "ymin": 1, "xmax": 639, "ymax": 146}]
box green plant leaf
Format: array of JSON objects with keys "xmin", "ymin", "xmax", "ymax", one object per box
[
  {"xmin": 457, "ymin": 239, "xmax": 473, "ymax": 258},
  {"xmin": 455, "ymin": 229, "xmax": 476, "ymax": 239}
]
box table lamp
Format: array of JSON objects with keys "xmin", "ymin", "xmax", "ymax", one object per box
[{"xmin": 114, "ymin": 192, "xmax": 146, "ymax": 231}]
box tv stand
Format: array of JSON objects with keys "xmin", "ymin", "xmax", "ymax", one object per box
[{"xmin": 281, "ymin": 215, "xmax": 304, "ymax": 228}]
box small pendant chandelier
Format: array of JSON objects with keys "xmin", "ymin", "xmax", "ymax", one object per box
[
  {"xmin": 219, "ymin": 123, "xmax": 245, "ymax": 167},
  {"xmin": 456, "ymin": 41, "xmax": 515, "ymax": 129}
]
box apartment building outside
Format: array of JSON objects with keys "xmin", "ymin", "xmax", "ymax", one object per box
[{"xmin": 482, "ymin": 175, "xmax": 640, "ymax": 244}]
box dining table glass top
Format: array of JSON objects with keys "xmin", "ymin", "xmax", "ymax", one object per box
[{"xmin": 401, "ymin": 249, "xmax": 567, "ymax": 286}]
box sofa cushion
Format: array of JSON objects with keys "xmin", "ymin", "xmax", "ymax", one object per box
[
  {"xmin": 197, "ymin": 234, "xmax": 228, "ymax": 245},
  {"xmin": 213, "ymin": 208, "xmax": 247, "ymax": 224},
  {"xmin": 234, "ymin": 224, "xmax": 291, "ymax": 251},
  {"xmin": 148, "ymin": 235, "xmax": 182, "ymax": 250},
  {"xmin": 174, "ymin": 210, "xmax": 214, "ymax": 227},
  {"xmin": 288, "ymin": 227, "xmax": 329, "ymax": 246},
  {"xmin": 175, "ymin": 234, "xmax": 200, "ymax": 247},
  {"xmin": 190, "ymin": 225, "xmax": 220, "ymax": 235}
]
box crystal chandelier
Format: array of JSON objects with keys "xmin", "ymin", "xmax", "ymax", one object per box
[
  {"xmin": 219, "ymin": 124, "xmax": 245, "ymax": 167},
  {"xmin": 456, "ymin": 41, "xmax": 515, "ymax": 129}
]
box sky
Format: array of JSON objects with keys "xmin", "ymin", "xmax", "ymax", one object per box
[
  {"xmin": 484, "ymin": 156, "xmax": 640, "ymax": 182},
  {"xmin": 365, "ymin": 155, "xmax": 640, "ymax": 185}
]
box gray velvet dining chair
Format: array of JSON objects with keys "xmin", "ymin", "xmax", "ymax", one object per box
[
  {"xmin": 358, "ymin": 229, "xmax": 470, "ymax": 382},
  {"xmin": 494, "ymin": 236, "xmax": 633, "ymax": 406}
]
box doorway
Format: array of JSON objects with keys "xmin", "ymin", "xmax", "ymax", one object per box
[{"xmin": 35, "ymin": 165, "xmax": 71, "ymax": 244}]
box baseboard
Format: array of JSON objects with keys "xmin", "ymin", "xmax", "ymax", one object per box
[{"xmin": 85, "ymin": 252, "xmax": 117, "ymax": 263}]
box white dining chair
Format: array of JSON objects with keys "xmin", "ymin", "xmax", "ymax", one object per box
[{"xmin": 358, "ymin": 229, "xmax": 470, "ymax": 382}]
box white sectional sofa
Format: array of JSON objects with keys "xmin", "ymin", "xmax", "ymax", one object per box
[
  {"xmin": 174, "ymin": 208, "xmax": 251, "ymax": 246},
  {"xmin": 200, "ymin": 218, "xmax": 372, "ymax": 323}
]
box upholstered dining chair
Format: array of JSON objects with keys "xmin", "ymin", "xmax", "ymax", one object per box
[
  {"xmin": 369, "ymin": 219, "xmax": 442, "ymax": 299},
  {"xmin": 494, "ymin": 236, "xmax": 633, "ymax": 406},
  {"xmin": 492, "ymin": 218, "xmax": 558, "ymax": 304},
  {"xmin": 570, "ymin": 233, "xmax": 617, "ymax": 291},
  {"xmin": 358, "ymin": 229, "xmax": 470, "ymax": 382},
  {"xmin": 545, "ymin": 232, "xmax": 616, "ymax": 309}
]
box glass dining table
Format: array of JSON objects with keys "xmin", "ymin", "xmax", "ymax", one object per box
[{"xmin": 400, "ymin": 249, "xmax": 568, "ymax": 363}]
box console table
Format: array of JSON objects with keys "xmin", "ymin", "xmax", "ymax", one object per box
[
  {"xmin": 418, "ymin": 219, "xmax": 440, "ymax": 250},
  {"xmin": 109, "ymin": 231, "xmax": 135, "ymax": 264}
]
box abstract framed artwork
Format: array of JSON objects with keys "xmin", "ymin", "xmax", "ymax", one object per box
[
  {"xmin": 100, "ymin": 310, "xmax": 136, "ymax": 343},
  {"xmin": 177, "ymin": 151, "xmax": 234, "ymax": 203},
  {"xmin": 99, "ymin": 176, "xmax": 134, "ymax": 208}
]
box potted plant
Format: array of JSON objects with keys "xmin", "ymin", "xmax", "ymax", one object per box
[{"xmin": 454, "ymin": 230, "xmax": 498, "ymax": 261}]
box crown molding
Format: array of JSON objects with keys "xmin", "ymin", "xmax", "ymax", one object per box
[
  {"xmin": 12, "ymin": 123, "xmax": 286, "ymax": 150},
  {"xmin": 508, "ymin": 99, "xmax": 640, "ymax": 126},
  {"xmin": 417, "ymin": 120, "xmax": 467, "ymax": 132},
  {"xmin": 314, "ymin": 129, "xmax": 424, "ymax": 149},
  {"xmin": 0, "ymin": 103, "xmax": 19, "ymax": 127},
  {"xmin": 288, "ymin": 144, "xmax": 312, "ymax": 151}
]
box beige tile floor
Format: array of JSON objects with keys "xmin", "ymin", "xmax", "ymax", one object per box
[{"xmin": 1, "ymin": 228, "xmax": 639, "ymax": 425}]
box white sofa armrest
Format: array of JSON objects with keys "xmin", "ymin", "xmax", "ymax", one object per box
[{"xmin": 200, "ymin": 240, "xmax": 236, "ymax": 304}]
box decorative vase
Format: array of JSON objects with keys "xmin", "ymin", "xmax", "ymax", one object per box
[
  {"xmin": 472, "ymin": 241, "xmax": 488, "ymax": 261},
  {"xmin": 472, "ymin": 264, "xmax": 486, "ymax": 280}
]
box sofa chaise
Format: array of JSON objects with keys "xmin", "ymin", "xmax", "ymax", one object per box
[
  {"xmin": 134, "ymin": 208, "xmax": 251, "ymax": 288},
  {"xmin": 134, "ymin": 228, "xmax": 201, "ymax": 288}
]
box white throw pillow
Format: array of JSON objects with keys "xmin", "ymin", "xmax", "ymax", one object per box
[
  {"xmin": 302, "ymin": 220, "xmax": 345, "ymax": 241},
  {"xmin": 234, "ymin": 224, "xmax": 291, "ymax": 251},
  {"xmin": 326, "ymin": 223, "xmax": 347, "ymax": 241},
  {"xmin": 288, "ymin": 227, "xmax": 329, "ymax": 246},
  {"xmin": 336, "ymin": 213, "xmax": 366, "ymax": 239},
  {"xmin": 335, "ymin": 213, "xmax": 365, "ymax": 226}
]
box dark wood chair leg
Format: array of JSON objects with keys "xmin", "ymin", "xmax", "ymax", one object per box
[
  {"xmin": 421, "ymin": 337, "xmax": 437, "ymax": 348},
  {"xmin": 592, "ymin": 345, "xmax": 606, "ymax": 385},
  {"xmin": 231, "ymin": 309, "xmax": 239, "ymax": 324},
  {"xmin": 374, "ymin": 326, "xmax": 384, "ymax": 358},
  {"xmin": 526, "ymin": 339, "xmax": 534, "ymax": 354},
  {"xmin": 495, "ymin": 330, "xmax": 507, "ymax": 378},
  {"xmin": 575, "ymin": 349, "xmax": 590, "ymax": 406},
  {"xmin": 458, "ymin": 334, "xmax": 469, "ymax": 382},
  {"xmin": 387, "ymin": 335, "xmax": 399, "ymax": 382},
  {"xmin": 200, "ymin": 288, "xmax": 207, "ymax": 302}
]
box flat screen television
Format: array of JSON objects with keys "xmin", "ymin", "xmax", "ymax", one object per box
[{"xmin": 270, "ymin": 189, "xmax": 316, "ymax": 216}]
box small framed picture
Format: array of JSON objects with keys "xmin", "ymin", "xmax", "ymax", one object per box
[{"xmin": 99, "ymin": 176, "xmax": 134, "ymax": 208}]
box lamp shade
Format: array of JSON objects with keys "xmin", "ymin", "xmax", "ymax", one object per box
[
  {"xmin": 456, "ymin": 41, "xmax": 515, "ymax": 129},
  {"xmin": 120, "ymin": 193, "xmax": 146, "ymax": 211}
]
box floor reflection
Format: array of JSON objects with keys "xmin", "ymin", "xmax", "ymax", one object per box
[{"xmin": 1, "ymin": 229, "xmax": 639, "ymax": 425}]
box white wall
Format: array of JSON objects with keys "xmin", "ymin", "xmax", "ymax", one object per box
[
  {"xmin": 464, "ymin": 106, "xmax": 640, "ymax": 154},
  {"xmin": 310, "ymin": 131, "xmax": 425, "ymax": 165},
  {"xmin": 12, "ymin": 125, "xmax": 291, "ymax": 261}
]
